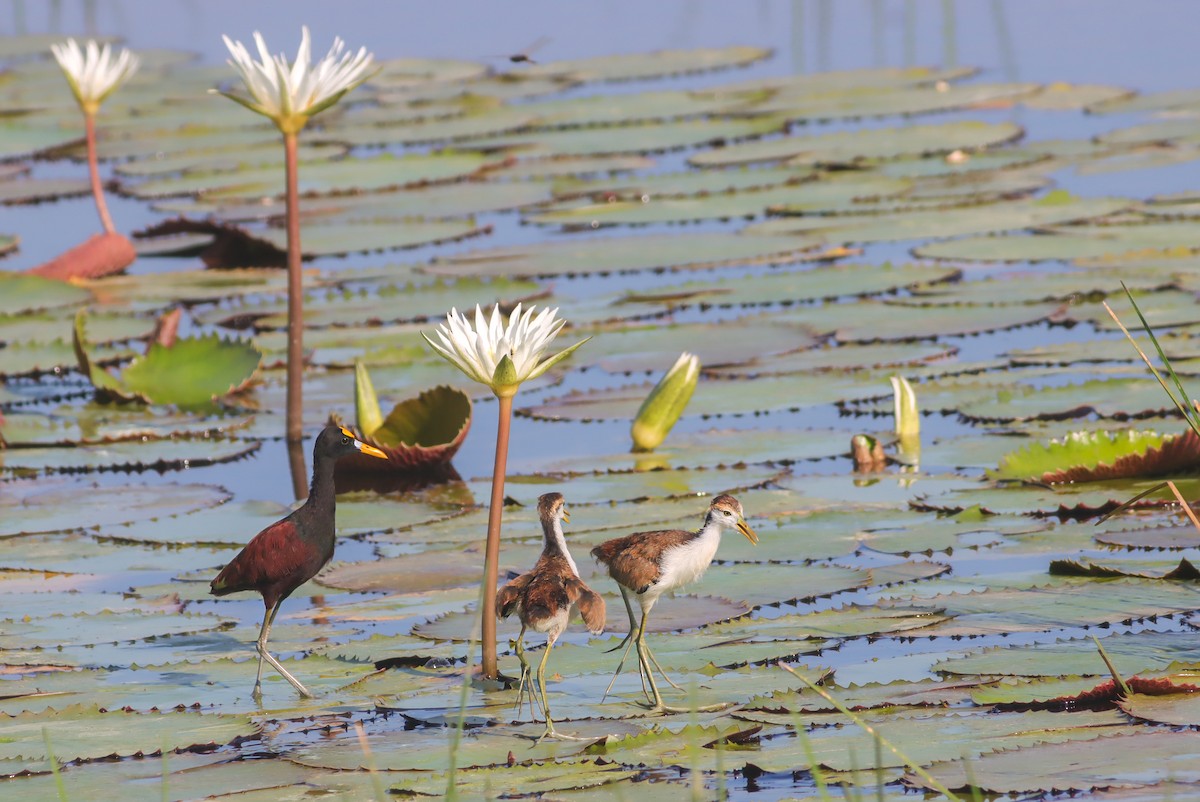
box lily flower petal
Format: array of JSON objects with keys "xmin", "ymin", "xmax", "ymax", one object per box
[
  {"xmin": 424, "ymin": 304, "xmax": 588, "ymax": 397},
  {"xmin": 50, "ymin": 38, "xmax": 139, "ymax": 113},
  {"xmin": 216, "ymin": 26, "xmax": 374, "ymax": 133}
]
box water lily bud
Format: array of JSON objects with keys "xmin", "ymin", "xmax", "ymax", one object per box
[
  {"xmin": 890, "ymin": 375, "xmax": 920, "ymax": 438},
  {"xmin": 354, "ymin": 361, "xmax": 384, "ymax": 437},
  {"xmin": 491, "ymin": 353, "xmax": 521, "ymax": 398},
  {"xmin": 631, "ymin": 352, "xmax": 700, "ymax": 453}
]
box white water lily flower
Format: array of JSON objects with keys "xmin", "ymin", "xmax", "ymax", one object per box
[
  {"xmin": 218, "ymin": 26, "xmax": 374, "ymax": 134},
  {"xmin": 50, "ymin": 38, "xmax": 139, "ymax": 114},
  {"xmin": 424, "ymin": 304, "xmax": 589, "ymax": 397}
]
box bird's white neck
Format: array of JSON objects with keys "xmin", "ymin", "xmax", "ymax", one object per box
[{"xmin": 545, "ymin": 517, "xmax": 579, "ymax": 576}]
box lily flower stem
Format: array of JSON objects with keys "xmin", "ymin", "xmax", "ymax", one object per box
[
  {"xmin": 481, "ymin": 393, "xmax": 513, "ymax": 679},
  {"xmin": 283, "ymin": 130, "xmax": 305, "ymax": 448},
  {"xmin": 84, "ymin": 111, "xmax": 115, "ymax": 234}
]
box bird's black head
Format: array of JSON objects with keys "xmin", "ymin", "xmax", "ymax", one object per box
[{"xmin": 313, "ymin": 425, "xmax": 388, "ymax": 462}]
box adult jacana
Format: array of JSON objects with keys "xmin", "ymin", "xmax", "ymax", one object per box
[
  {"xmin": 210, "ymin": 425, "xmax": 387, "ymax": 698},
  {"xmin": 496, "ymin": 492, "xmax": 605, "ymax": 741},
  {"xmin": 591, "ymin": 493, "xmax": 758, "ymax": 713}
]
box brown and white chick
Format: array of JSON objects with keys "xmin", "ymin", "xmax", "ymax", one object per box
[
  {"xmin": 496, "ymin": 492, "xmax": 605, "ymax": 741},
  {"xmin": 591, "ymin": 493, "xmax": 758, "ymax": 712}
]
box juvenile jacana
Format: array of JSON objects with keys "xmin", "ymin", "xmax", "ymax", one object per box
[
  {"xmin": 210, "ymin": 425, "xmax": 387, "ymax": 698},
  {"xmin": 496, "ymin": 492, "xmax": 605, "ymax": 741},
  {"xmin": 591, "ymin": 493, "xmax": 758, "ymax": 713}
]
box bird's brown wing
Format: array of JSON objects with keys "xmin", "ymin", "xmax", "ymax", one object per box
[
  {"xmin": 565, "ymin": 576, "xmax": 606, "ymax": 635},
  {"xmin": 210, "ymin": 518, "xmax": 312, "ymax": 603},
  {"xmin": 496, "ymin": 572, "xmax": 533, "ymax": 619},
  {"xmin": 591, "ymin": 529, "xmax": 692, "ymax": 593}
]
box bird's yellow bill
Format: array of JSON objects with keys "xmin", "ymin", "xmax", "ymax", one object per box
[
  {"xmin": 355, "ymin": 440, "xmax": 388, "ymax": 459},
  {"xmin": 737, "ymin": 519, "xmax": 759, "ymax": 545},
  {"xmin": 563, "ymin": 509, "xmax": 571, "ymax": 524}
]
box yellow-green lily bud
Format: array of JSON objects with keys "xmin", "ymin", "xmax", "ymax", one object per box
[
  {"xmin": 890, "ymin": 375, "xmax": 920, "ymax": 466},
  {"xmin": 354, "ymin": 361, "xmax": 384, "ymax": 437},
  {"xmin": 631, "ymin": 352, "xmax": 700, "ymax": 453},
  {"xmin": 491, "ymin": 353, "xmax": 521, "ymax": 398}
]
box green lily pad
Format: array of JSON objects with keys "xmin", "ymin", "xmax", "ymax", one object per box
[
  {"xmin": 916, "ymin": 731, "xmax": 1200, "ymax": 793},
  {"xmin": 555, "ymin": 165, "xmax": 815, "ymax": 200},
  {"xmin": 424, "ymin": 232, "xmax": 821, "ymax": 278},
  {"xmin": 958, "ymin": 379, "xmax": 1178, "ymax": 423},
  {"xmin": 0, "ymin": 120, "xmax": 81, "ymax": 160},
  {"xmin": 121, "ymin": 152, "xmax": 490, "ymax": 199},
  {"xmin": 575, "ymin": 318, "xmax": 820, "ymax": 372},
  {"xmin": 689, "ymin": 120, "xmax": 1023, "ymax": 167},
  {"xmin": 238, "ymin": 277, "xmax": 541, "ymax": 331},
  {"xmin": 0, "ymin": 705, "xmax": 257, "ymax": 765},
  {"xmin": 0, "ymin": 437, "xmax": 259, "ymax": 475},
  {"xmin": 78, "ymin": 318, "xmax": 261, "ymax": 407},
  {"xmin": 886, "ymin": 577, "xmax": 1200, "ymax": 637},
  {"xmin": 317, "ymin": 107, "xmax": 542, "ymax": 148},
  {"xmin": 710, "ymin": 341, "xmax": 957, "ymax": 377},
  {"xmin": 483, "ymin": 154, "xmax": 655, "ymax": 180},
  {"xmin": 758, "ymin": 82, "xmax": 1039, "ymax": 122},
  {"xmin": 526, "ymin": 174, "xmax": 912, "ymax": 226},
  {"xmin": 521, "ymin": 46, "xmax": 772, "ymax": 82},
  {"xmin": 752, "ymin": 195, "xmax": 1131, "ymax": 242},
  {"xmin": 486, "ymin": 464, "xmax": 784, "ymax": 507},
  {"xmin": 991, "ymin": 429, "xmax": 1200, "ymax": 483},
  {"xmin": 915, "ymin": 224, "xmax": 1200, "ymax": 262},
  {"xmin": 749, "ymin": 708, "xmax": 1130, "ymax": 774},
  {"xmin": 471, "ymin": 116, "xmax": 786, "ymax": 158},
  {"xmin": 155, "ymin": 180, "xmax": 554, "ymax": 223},
  {"xmin": 938, "ymin": 631, "xmax": 1200, "ymax": 678},
  {"xmin": 0, "ymin": 481, "xmax": 230, "ymax": 536},
  {"xmin": 1024, "ymin": 83, "xmax": 1135, "ymax": 110},
  {"xmin": 0, "ymin": 310, "xmax": 154, "ymax": 347},
  {"xmin": 0, "ymin": 340, "xmax": 133, "ymax": 378},
  {"xmin": 620, "ymin": 263, "xmax": 959, "ymax": 310},
  {"xmin": 115, "ymin": 141, "xmax": 348, "ymax": 178},
  {"xmin": 0, "ymin": 177, "xmax": 91, "ymax": 205}
]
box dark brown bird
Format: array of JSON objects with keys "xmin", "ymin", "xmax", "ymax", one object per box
[
  {"xmin": 497, "ymin": 492, "xmax": 605, "ymax": 741},
  {"xmin": 591, "ymin": 494, "xmax": 758, "ymax": 712},
  {"xmin": 211, "ymin": 425, "xmax": 386, "ymax": 698}
]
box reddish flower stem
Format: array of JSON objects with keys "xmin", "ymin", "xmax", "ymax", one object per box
[
  {"xmin": 84, "ymin": 112, "xmax": 115, "ymax": 234},
  {"xmin": 480, "ymin": 393, "xmax": 513, "ymax": 679},
  {"xmin": 284, "ymin": 131, "xmax": 305, "ymax": 450}
]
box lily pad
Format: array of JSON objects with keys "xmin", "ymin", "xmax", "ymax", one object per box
[
  {"xmin": 425, "ymin": 232, "xmax": 822, "ymax": 278},
  {"xmin": 991, "ymin": 429, "xmax": 1200, "ymax": 483},
  {"xmin": 521, "ymin": 46, "xmax": 772, "ymax": 82},
  {"xmin": 121, "ymin": 152, "xmax": 490, "ymax": 199},
  {"xmin": 689, "ymin": 120, "xmax": 1024, "ymax": 167},
  {"xmin": 0, "ymin": 437, "xmax": 259, "ymax": 475},
  {"xmin": 76, "ymin": 315, "xmax": 261, "ymax": 407},
  {"xmin": 0, "ymin": 481, "xmax": 230, "ymax": 536}
]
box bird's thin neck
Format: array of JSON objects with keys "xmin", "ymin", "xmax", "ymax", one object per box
[
  {"xmin": 694, "ymin": 513, "xmax": 723, "ymax": 542},
  {"xmin": 542, "ymin": 517, "xmax": 579, "ymax": 576},
  {"xmin": 304, "ymin": 452, "xmax": 339, "ymax": 517}
]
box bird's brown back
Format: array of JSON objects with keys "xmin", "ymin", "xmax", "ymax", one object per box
[{"xmin": 591, "ymin": 528, "xmax": 694, "ymax": 593}]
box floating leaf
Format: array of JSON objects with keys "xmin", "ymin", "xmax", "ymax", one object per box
[
  {"xmin": 991, "ymin": 429, "xmax": 1200, "ymax": 483},
  {"xmin": 915, "ymin": 731, "xmax": 1200, "ymax": 793},
  {"xmin": 120, "ymin": 152, "xmax": 490, "ymax": 199},
  {"xmin": 521, "ymin": 46, "xmax": 772, "ymax": 82},
  {"xmin": 0, "ymin": 481, "xmax": 230, "ymax": 536},
  {"xmin": 689, "ymin": 120, "xmax": 1023, "ymax": 167},
  {"xmin": 423, "ymin": 232, "xmax": 821, "ymax": 278},
  {"xmin": 76, "ymin": 314, "xmax": 261, "ymax": 407},
  {"xmin": 0, "ymin": 437, "xmax": 259, "ymax": 475}
]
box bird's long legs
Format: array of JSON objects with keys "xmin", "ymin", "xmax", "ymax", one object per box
[
  {"xmin": 632, "ymin": 609, "xmax": 728, "ymax": 714},
  {"xmin": 512, "ymin": 626, "xmax": 537, "ymax": 720},
  {"xmin": 533, "ymin": 637, "xmax": 587, "ymax": 744},
  {"xmin": 253, "ymin": 602, "xmax": 313, "ymax": 699},
  {"xmin": 601, "ymin": 587, "xmax": 643, "ymax": 702}
]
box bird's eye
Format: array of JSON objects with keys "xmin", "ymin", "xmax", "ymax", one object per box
[
  {"xmin": 341, "ymin": 436, "xmax": 350, "ymax": 445},
  {"xmin": 723, "ymin": 510, "xmax": 732, "ymax": 516}
]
